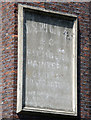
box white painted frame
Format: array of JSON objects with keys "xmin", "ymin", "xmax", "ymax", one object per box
[{"xmin": 17, "ymin": 4, "xmax": 78, "ymax": 116}]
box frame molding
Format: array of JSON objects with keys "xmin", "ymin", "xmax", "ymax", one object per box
[{"xmin": 17, "ymin": 4, "xmax": 78, "ymax": 116}]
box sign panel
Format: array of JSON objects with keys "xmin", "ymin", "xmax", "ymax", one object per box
[{"xmin": 17, "ymin": 4, "xmax": 77, "ymax": 116}]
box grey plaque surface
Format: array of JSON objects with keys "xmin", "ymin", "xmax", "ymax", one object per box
[
  {"xmin": 17, "ymin": 4, "xmax": 77, "ymax": 116},
  {"xmin": 25, "ymin": 11, "xmax": 73, "ymax": 110}
]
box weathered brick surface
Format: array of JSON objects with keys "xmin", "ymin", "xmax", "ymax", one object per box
[
  {"xmin": 1, "ymin": 2, "xmax": 91, "ymax": 120},
  {"xmin": 0, "ymin": 2, "xmax": 2, "ymax": 120},
  {"xmin": 1, "ymin": 2, "xmax": 18, "ymax": 119}
]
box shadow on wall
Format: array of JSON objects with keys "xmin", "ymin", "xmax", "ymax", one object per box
[{"xmin": 17, "ymin": 111, "xmax": 78, "ymax": 120}]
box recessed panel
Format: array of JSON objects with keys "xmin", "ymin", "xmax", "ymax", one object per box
[
  {"xmin": 24, "ymin": 10, "xmax": 73, "ymax": 111},
  {"xmin": 17, "ymin": 4, "xmax": 77, "ymax": 116}
]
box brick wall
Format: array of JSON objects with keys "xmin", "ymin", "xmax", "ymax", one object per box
[{"xmin": 1, "ymin": 2, "xmax": 91, "ymax": 120}]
